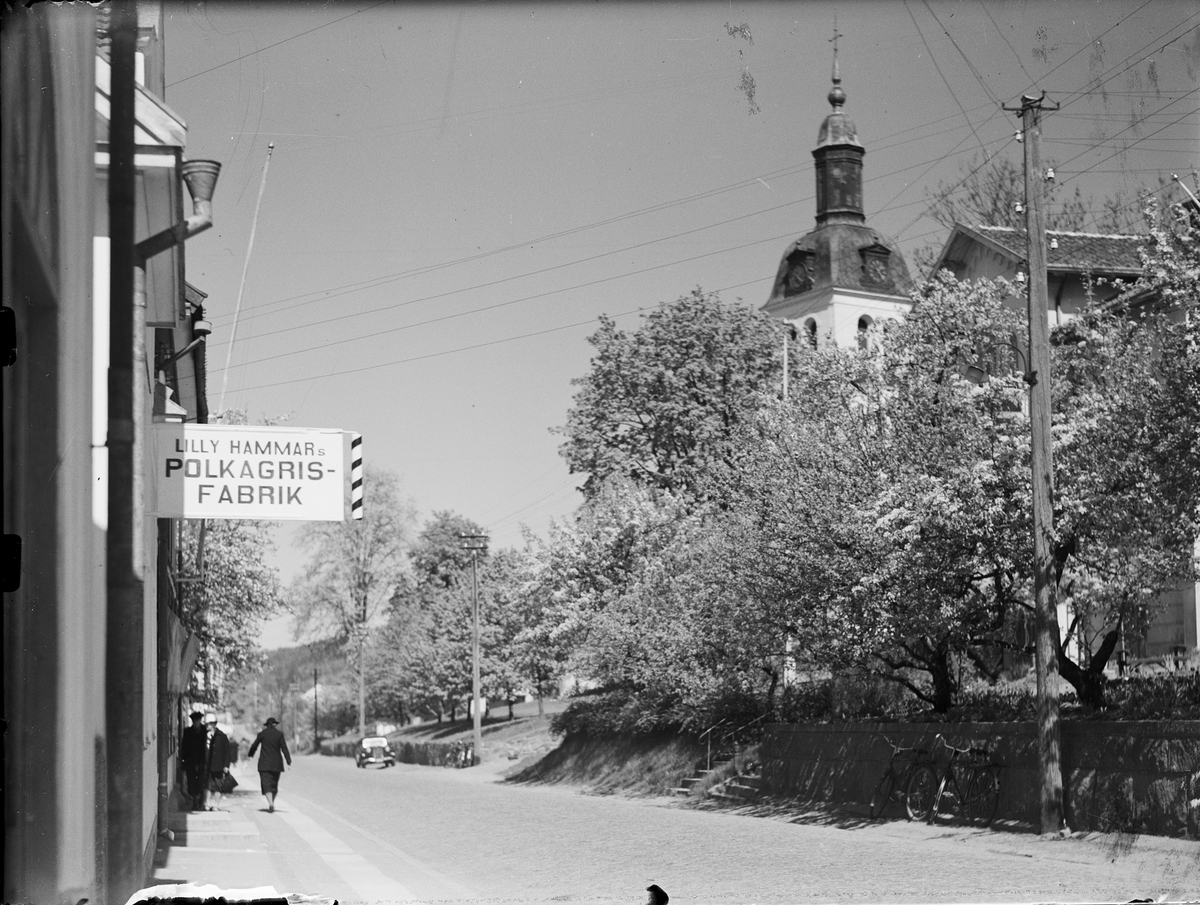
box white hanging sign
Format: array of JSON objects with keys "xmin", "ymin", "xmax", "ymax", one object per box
[{"xmin": 152, "ymin": 423, "xmax": 347, "ymax": 520}]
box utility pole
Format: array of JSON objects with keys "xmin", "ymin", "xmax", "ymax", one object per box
[
  {"xmin": 460, "ymin": 533, "xmax": 488, "ymax": 766},
  {"xmin": 1006, "ymin": 91, "xmax": 1065, "ymax": 834},
  {"xmin": 358, "ymin": 598, "xmax": 367, "ymax": 738},
  {"xmin": 313, "ymin": 666, "xmax": 319, "ymax": 753}
]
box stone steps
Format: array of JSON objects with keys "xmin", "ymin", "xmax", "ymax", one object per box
[
  {"xmin": 714, "ymin": 773, "xmax": 763, "ymax": 801},
  {"xmin": 679, "ymin": 752, "xmax": 763, "ymax": 802}
]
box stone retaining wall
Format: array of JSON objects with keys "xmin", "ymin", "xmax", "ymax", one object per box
[{"xmin": 760, "ymin": 721, "xmax": 1200, "ymax": 838}]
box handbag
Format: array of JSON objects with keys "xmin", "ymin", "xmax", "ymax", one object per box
[{"xmin": 217, "ymin": 772, "xmax": 238, "ymax": 793}]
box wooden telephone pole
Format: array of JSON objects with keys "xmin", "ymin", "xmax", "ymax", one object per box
[
  {"xmin": 460, "ymin": 533, "xmax": 489, "ymax": 766},
  {"xmin": 1007, "ymin": 91, "xmax": 1065, "ymax": 834}
]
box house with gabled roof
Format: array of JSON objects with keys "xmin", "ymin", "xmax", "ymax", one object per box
[
  {"xmin": 930, "ymin": 222, "xmax": 1197, "ymax": 669},
  {"xmin": 931, "ymin": 223, "xmax": 1149, "ymax": 322}
]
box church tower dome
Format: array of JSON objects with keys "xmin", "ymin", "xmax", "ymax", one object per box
[
  {"xmin": 762, "ymin": 33, "xmax": 913, "ymax": 345},
  {"xmin": 813, "ymin": 49, "xmax": 865, "ymax": 225}
]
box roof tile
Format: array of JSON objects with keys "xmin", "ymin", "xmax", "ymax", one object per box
[{"xmin": 974, "ymin": 225, "xmax": 1146, "ymax": 275}]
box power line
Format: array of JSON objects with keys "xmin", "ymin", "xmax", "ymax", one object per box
[
  {"xmin": 1017, "ymin": 0, "xmax": 1158, "ymax": 96},
  {"xmin": 904, "ymin": 0, "xmax": 995, "ymax": 161},
  {"xmin": 210, "ymin": 102, "xmax": 996, "ymax": 329},
  {"xmin": 215, "ymin": 234, "xmax": 789, "ymax": 374},
  {"xmin": 211, "ymin": 7, "xmax": 1195, "ymax": 393},
  {"xmin": 224, "ymin": 275, "xmax": 770, "ymax": 395},
  {"xmin": 976, "ymin": 1, "xmax": 1037, "ymax": 87},
  {"xmin": 1054, "ymin": 10, "xmax": 1200, "ymax": 114},
  {"xmin": 210, "ymin": 133, "xmax": 1000, "ymax": 350},
  {"xmin": 238, "ymin": 74, "xmax": 1185, "ymax": 369},
  {"xmin": 218, "ymin": 76, "xmax": 1191, "ymax": 375},
  {"xmin": 486, "ymin": 481, "xmax": 580, "ymax": 534},
  {"xmin": 219, "ymin": 131, "xmax": 1020, "ymax": 378},
  {"xmin": 920, "ymin": 0, "xmax": 1004, "ymax": 108},
  {"xmin": 167, "ymin": 2, "xmax": 388, "ymax": 88}
]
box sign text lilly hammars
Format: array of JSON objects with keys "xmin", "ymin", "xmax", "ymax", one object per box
[{"xmin": 152, "ymin": 424, "xmax": 349, "ymax": 520}]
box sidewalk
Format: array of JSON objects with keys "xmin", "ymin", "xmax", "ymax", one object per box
[
  {"xmin": 148, "ymin": 755, "xmax": 513, "ymax": 901},
  {"xmin": 151, "ymin": 762, "xmax": 301, "ymax": 895}
]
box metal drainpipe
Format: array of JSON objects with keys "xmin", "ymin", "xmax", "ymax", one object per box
[
  {"xmin": 192, "ymin": 318, "xmax": 209, "ymax": 424},
  {"xmin": 142, "ymin": 215, "xmax": 217, "ymax": 853},
  {"xmin": 106, "ymin": 3, "xmax": 142, "ymax": 896},
  {"xmin": 156, "ymin": 519, "xmax": 173, "ymax": 847}
]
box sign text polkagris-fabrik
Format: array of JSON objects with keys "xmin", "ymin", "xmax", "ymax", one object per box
[{"xmin": 152, "ymin": 424, "xmax": 347, "ymax": 520}]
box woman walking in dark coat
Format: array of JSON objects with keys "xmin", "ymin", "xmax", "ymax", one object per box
[
  {"xmin": 248, "ymin": 716, "xmax": 292, "ymax": 812},
  {"xmin": 204, "ymin": 713, "xmax": 233, "ymax": 810}
]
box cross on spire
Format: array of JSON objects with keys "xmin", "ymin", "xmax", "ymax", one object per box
[{"xmin": 830, "ymin": 17, "xmax": 842, "ymax": 84}]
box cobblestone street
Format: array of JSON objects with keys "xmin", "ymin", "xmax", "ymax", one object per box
[{"xmin": 153, "ymin": 754, "xmax": 1200, "ymax": 904}]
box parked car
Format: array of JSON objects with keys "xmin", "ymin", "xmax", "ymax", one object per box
[{"xmin": 356, "ymin": 736, "xmax": 397, "ymax": 769}]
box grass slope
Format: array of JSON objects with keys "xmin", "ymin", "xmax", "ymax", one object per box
[{"xmin": 506, "ymin": 732, "xmax": 707, "ymax": 797}]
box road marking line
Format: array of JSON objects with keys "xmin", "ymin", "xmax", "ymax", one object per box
[
  {"xmin": 289, "ymin": 792, "xmax": 477, "ymax": 899},
  {"xmin": 274, "ymin": 795, "xmax": 426, "ymax": 902}
]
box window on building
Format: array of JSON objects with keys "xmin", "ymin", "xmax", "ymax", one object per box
[
  {"xmin": 804, "ymin": 318, "xmax": 817, "ymax": 349},
  {"xmin": 857, "ymin": 315, "xmax": 874, "ymax": 350}
]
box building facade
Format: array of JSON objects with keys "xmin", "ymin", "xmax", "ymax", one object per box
[{"xmin": 3, "ymin": 3, "xmax": 215, "ymax": 901}]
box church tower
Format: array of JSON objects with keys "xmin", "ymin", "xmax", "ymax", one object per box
[{"xmin": 762, "ymin": 38, "xmax": 913, "ymax": 349}]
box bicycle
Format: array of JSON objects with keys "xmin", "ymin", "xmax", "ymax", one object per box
[
  {"xmin": 868, "ymin": 737, "xmax": 932, "ymax": 819},
  {"xmin": 905, "ymin": 734, "xmax": 1001, "ymax": 827},
  {"xmin": 442, "ymin": 740, "xmax": 464, "ymax": 768},
  {"xmin": 458, "ymin": 741, "xmax": 474, "ymax": 768}
]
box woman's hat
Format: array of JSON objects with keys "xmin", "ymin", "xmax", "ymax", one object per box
[
  {"xmin": 204, "ymin": 713, "xmax": 218, "ymax": 724},
  {"xmin": 264, "ymin": 717, "xmax": 279, "ymax": 725},
  {"xmin": 189, "ymin": 711, "xmax": 204, "ymax": 721}
]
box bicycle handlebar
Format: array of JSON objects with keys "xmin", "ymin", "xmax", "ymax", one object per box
[
  {"xmin": 934, "ymin": 734, "xmax": 992, "ymax": 759},
  {"xmin": 881, "ymin": 736, "xmax": 930, "ymax": 756}
]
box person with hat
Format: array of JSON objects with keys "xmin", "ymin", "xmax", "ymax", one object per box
[
  {"xmin": 204, "ymin": 713, "xmax": 233, "ymax": 810},
  {"xmin": 179, "ymin": 710, "xmax": 208, "ymax": 812},
  {"xmin": 247, "ymin": 716, "xmax": 292, "ymax": 813},
  {"xmin": 645, "ymin": 885, "xmax": 669, "ymax": 905}
]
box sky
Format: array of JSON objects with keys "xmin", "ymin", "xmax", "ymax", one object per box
[{"xmin": 160, "ymin": 0, "xmax": 1199, "ymax": 647}]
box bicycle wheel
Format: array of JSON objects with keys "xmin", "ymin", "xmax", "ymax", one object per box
[
  {"xmin": 905, "ymin": 764, "xmax": 938, "ymax": 822},
  {"xmin": 869, "ymin": 770, "xmax": 896, "ymax": 819},
  {"xmin": 967, "ymin": 767, "xmax": 1000, "ymax": 827}
]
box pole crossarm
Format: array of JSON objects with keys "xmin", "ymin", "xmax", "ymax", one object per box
[{"xmin": 1001, "ymin": 91, "xmax": 1060, "ymax": 116}]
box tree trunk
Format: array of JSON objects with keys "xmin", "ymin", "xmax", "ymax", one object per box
[
  {"xmin": 764, "ymin": 667, "xmax": 779, "ymax": 716},
  {"xmin": 927, "ymin": 642, "xmax": 957, "ymax": 713},
  {"xmin": 1057, "ymin": 628, "xmax": 1118, "ymax": 708}
]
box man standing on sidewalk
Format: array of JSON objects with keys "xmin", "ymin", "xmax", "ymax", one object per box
[
  {"xmin": 180, "ymin": 710, "xmax": 208, "ymax": 812},
  {"xmin": 248, "ymin": 716, "xmax": 292, "ymax": 813}
]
